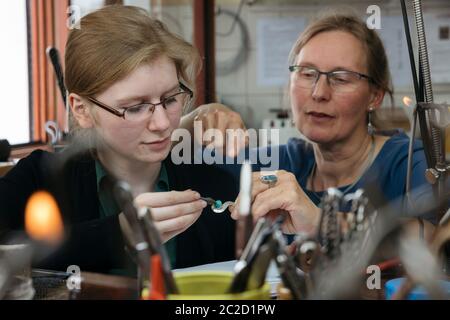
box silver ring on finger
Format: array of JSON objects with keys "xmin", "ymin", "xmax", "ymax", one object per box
[{"xmin": 260, "ymin": 174, "xmax": 278, "ymax": 188}]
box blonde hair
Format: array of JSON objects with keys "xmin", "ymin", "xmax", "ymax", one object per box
[
  {"xmin": 64, "ymin": 5, "xmax": 201, "ymax": 145},
  {"xmin": 288, "ymin": 12, "xmax": 394, "ymax": 129}
]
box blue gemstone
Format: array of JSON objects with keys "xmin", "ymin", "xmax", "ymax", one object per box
[
  {"xmin": 214, "ymin": 200, "xmax": 222, "ymax": 208},
  {"xmin": 261, "ymin": 175, "xmax": 277, "ymax": 182}
]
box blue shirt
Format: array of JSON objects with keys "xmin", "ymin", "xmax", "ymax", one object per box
[{"xmin": 220, "ymin": 132, "xmax": 437, "ymax": 223}]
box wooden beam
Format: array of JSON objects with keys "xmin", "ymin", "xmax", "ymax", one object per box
[
  {"xmin": 45, "ymin": 0, "xmax": 55, "ymax": 125},
  {"xmin": 28, "ymin": 0, "xmax": 70, "ymax": 144},
  {"xmin": 53, "ymin": 0, "xmax": 69, "ymax": 132},
  {"xmin": 193, "ymin": 0, "xmax": 216, "ymax": 106}
]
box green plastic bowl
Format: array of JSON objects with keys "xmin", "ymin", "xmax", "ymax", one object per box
[{"xmin": 168, "ymin": 271, "xmax": 271, "ymax": 300}]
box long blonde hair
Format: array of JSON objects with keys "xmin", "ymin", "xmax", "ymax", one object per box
[{"xmin": 64, "ymin": 5, "xmax": 201, "ymax": 146}]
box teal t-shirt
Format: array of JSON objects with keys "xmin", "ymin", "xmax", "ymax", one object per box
[{"xmin": 95, "ymin": 161, "xmax": 177, "ymax": 274}]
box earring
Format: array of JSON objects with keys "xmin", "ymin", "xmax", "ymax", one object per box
[{"xmin": 367, "ymin": 107, "xmax": 375, "ymax": 135}]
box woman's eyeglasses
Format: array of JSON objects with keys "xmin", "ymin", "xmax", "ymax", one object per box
[
  {"xmin": 289, "ymin": 65, "xmax": 373, "ymax": 93},
  {"xmin": 87, "ymin": 82, "xmax": 193, "ymax": 122}
]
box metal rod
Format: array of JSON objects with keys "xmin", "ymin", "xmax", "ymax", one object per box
[
  {"xmin": 412, "ymin": 0, "xmax": 448, "ymax": 221},
  {"xmin": 413, "ymin": 0, "xmax": 443, "ymax": 165},
  {"xmin": 405, "ymin": 106, "xmax": 418, "ymax": 202},
  {"xmin": 400, "ymin": 0, "xmax": 420, "ymax": 102}
]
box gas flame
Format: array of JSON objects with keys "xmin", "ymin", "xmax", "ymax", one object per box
[
  {"xmin": 25, "ymin": 191, "xmax": 64, "ymax": 245},
  {"xmin": 403, "ymin": 96, "xmax": 413, "ymax": 107}
]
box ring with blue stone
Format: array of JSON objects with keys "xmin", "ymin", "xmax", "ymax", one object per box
[
  {"xmin": 260, "ymin": 174, "xmax": 278, "ymax": 188},
  {"xmin": 214, "ymin": 200, "xmax": 223, "ymax": 209}
]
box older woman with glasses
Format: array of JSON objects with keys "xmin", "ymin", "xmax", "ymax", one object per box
[
  {"xmin": 239, "ymin": 13, "xmax": 437, "ymax": 234},
  {"xmin": 189, "ymin": 13, "xmax": 437, "ymax": 236},
  {"xmin": 0, "ymin": 5, "xmax": 242, "ymax": 274}
]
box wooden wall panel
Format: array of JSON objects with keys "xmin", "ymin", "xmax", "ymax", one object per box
[{"xmin": 29, "ymin": 0, "xmax": 69, "ymax": 142}]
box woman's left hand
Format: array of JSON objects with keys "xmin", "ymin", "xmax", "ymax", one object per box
[{"xmin": 230, "ymin": 170, "xmax": 321, "ymax": 235}]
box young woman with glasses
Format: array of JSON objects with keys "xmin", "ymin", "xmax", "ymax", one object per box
[{"xmin": 0, "ymin": 5, "xmax": 243, "ymax": 274}]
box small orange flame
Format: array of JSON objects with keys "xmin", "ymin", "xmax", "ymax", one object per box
[
  {"xmin": 25, "ymin": 191, "xmax": 64, "ymax": 245},
  {"xmin": 403, "ymin": 96, "xmax": 413, "ymax": 107}
]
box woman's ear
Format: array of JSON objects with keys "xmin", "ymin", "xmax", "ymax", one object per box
[
  {"xmin": 369, "ymin": 87, "xmax": 385, "ymax": 110},
  {"xmin": 69, "ymin": 93, "xmax": 95, "ymax": 128}
]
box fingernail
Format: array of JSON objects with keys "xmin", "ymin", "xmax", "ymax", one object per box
[
  {"xmin": 193, "ymin": 192, "xmax": 200, "ymax": 198},
  {"xmin": 200, "ymin": 200, "xmax": 207, "ymax": 208}
]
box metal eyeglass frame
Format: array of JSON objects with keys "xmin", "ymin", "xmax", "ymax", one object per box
[
  {"xmin": 86, "ymin": 82, "xmax": 193, "ymax": 120},
  {"xmin": 288, "ymin": 65, "xmax": 374, "ymax": 89}
]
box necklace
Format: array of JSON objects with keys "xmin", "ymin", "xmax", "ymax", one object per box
[{"xmin": 308, "ymin": 136, "xmax": 376, "ymax": 202}]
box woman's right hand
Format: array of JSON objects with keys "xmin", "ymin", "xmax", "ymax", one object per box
[{"xmin": 134, "ymin": 190, "xmax": 207, "ymax": 243}]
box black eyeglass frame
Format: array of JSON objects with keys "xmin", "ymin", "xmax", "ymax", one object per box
[{"xmin": 86, "ymin": 82, "xmax": 193, "ymax": 120}]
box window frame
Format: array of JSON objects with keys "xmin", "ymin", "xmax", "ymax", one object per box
[{"xmin": 11, "ymin": 0, "xmax": 69, "ymax": 157}]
